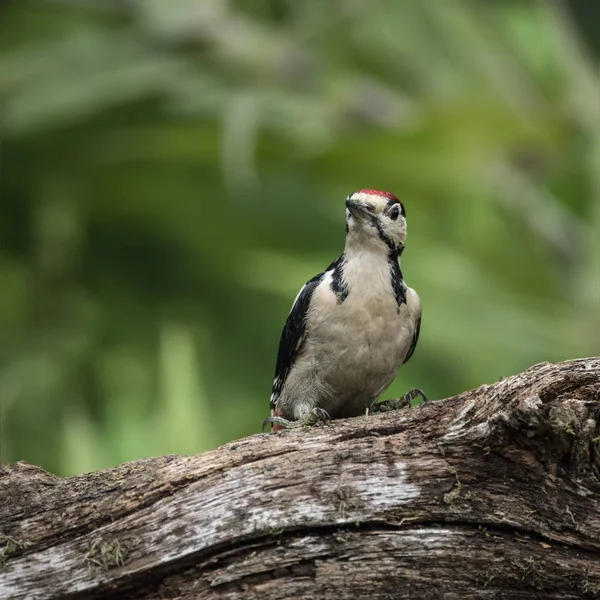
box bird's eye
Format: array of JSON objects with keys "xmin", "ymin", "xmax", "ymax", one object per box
[{"xmin": 389, "ymin": 205, "xmax": 400, "ymax": 221}]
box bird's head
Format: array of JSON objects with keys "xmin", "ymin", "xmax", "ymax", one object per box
[{"xmin": 345, "ymin": 189, "xmax": 407, "ymax": 254}]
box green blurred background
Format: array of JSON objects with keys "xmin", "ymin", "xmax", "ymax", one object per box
[{"xmin": 1, "ymin": 0, "xmax": 598, "ymax": 476}]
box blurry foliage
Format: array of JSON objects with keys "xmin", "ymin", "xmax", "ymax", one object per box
[{"xmin": 0, "ymin": 0, "xmax": 598, "ymax": 475}]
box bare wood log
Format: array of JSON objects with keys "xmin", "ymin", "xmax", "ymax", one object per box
[{"xmin": 0, "ymin": 358, "xmax": 599, "ymax": 599}]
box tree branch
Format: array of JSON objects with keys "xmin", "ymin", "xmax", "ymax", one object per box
[{"xmin": 1, "ymin": 358, "xmax": 599, "ymax": 599}]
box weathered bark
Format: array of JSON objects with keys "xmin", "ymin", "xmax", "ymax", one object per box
[{"xmin": 1, "ymin": 358, "xmax": 599, "ymax": 600}]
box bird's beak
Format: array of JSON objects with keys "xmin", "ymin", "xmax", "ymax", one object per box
[{"xmin": 345, "ymin": 199, "xmax": 372, "ymax": 220}]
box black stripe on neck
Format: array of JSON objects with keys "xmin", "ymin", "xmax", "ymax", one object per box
[
  {"xmin": 330, "ymin": 255, "xmax": 349, "ymax": 303},
  {"xmin": 361, "ymin": 214, "xmax": 406, "ymax": 306},
  {"xmin": 388, "ymin": 248, "xmax": 406, "ymax": 308},
  {"xmin": 368, "ymin": 214, "xmax": 397, "ymax": 253}
]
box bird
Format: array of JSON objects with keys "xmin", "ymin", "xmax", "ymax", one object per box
[{"xmin": 263, "ymin": 189, "xmax": 423, "ymax": 431}]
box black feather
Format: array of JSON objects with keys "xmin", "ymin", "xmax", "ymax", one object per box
[
  {"xmin": 329, "ymin": 255, "xmax": 348, "ymax": 302},
  {"xmin": 403, "ymin": 314, "xmax": 421, "ymax": 364},
  {"xmin": 388, "ymin": 248, "xmax": 406, "ymax": 308}
]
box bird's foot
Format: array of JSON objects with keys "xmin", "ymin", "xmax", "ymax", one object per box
[
  {"xmin": 262, "ymin": 407, "xmax": 331, "ymax": 432},
  {"xmin": 370, "ymin": 388, "xmax": 429, "ymax": 413},
  {"xmin": 402, "ymin": 387, "xmax": 429, "ymax": 407}
]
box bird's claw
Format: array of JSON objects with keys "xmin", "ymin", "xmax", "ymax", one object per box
[
  {"xmin": 262, "ymin": 407, "xmax": 331, "ymax": 432},
  {"xmin": 401, "ymin": 387, "xmax": 428, "ymax": 407},
  {"xmin": 309, "ymin": 407, "xmax": 331, "ymax": 425}
]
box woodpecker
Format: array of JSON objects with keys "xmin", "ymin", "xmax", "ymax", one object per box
[{"xmin": 264, "ymin": 189, "xmax": 423, "ymax": 431}]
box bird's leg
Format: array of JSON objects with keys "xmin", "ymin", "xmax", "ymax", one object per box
[
  {"xmin": 262, "ymin": 407, "xmax": 331, "ymax": 432},
  {"xmin": 370, "ymin": 388, "xmax": 429, "ymax": 413}
]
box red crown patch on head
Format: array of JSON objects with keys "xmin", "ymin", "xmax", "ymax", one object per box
[{"xmin": 356, "ymin": 189, "xmax": 400, "ymax": 203}]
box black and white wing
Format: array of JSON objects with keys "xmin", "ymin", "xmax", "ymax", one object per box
[
  {"xmin": 402, "ymin": 312, "xmax": 421, "ymax": 365},
  {"xmin": 270, "ymin": 257, "xmax": 343, "ymax": 412}
]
